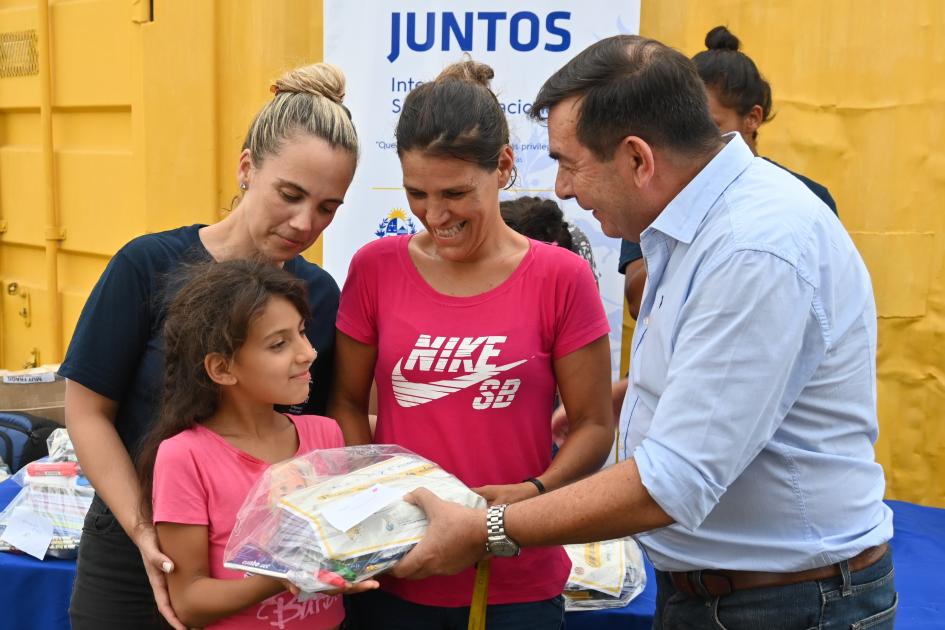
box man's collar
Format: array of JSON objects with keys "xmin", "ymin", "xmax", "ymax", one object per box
[{"xmin": 644, "ymin": 133, "xmax": 754, "ymax": 245}]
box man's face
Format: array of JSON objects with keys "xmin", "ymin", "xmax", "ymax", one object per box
[{"xmin": 547, "ymin": 97, "xmax": 643, "ymax": 240}]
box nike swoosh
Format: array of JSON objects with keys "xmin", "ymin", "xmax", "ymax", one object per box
[{"xmin": 391, "ymin": 358, "xmax": 527, "ymax": 408}]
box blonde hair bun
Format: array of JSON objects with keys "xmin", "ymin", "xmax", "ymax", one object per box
[
  {"xmin": 436, "ymin": 59, "xmax": 495, "ymax": 88},
  {"xmin": 272, "ymin": 62, "xmax": 347, "ymax": 104}
]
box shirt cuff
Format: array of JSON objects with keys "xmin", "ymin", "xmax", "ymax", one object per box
[{"xmin": 633, "ymin": 439, "xmax": 726, "ymax": 531}]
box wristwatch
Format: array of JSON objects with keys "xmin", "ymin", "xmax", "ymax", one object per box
[{"xmin": 486, "ymin": 504, "xmax": 521, "ymax": 557}]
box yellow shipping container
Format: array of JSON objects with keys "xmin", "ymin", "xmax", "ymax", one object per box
[
  {"xmin": 1, "ymin": 1, "xmax": 943, "ymax": 507},
  {"xmin": 0, "ymin": 0, "xmax": 325, "ymax": 367}
]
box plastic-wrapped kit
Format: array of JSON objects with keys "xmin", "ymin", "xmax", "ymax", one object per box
[
  {"xmin": 0, "ymin": 428, "xmax": 93, "ymax": 559},
  {"xmin": 563, "ymin": 537, "xmax": 647, "ymax": 610},
  {"xmin": 224, "ymin": 445, "xmax": 485, "ymax": 595}
]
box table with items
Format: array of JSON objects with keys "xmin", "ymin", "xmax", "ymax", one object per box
[{"xmin": 1, "ymin": 477, "xmax": 942, "ymax": 630}]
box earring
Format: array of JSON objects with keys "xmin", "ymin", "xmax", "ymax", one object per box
[{"xmin": 239, "ymin": 182, "xmax": 248, "ymax": 191}]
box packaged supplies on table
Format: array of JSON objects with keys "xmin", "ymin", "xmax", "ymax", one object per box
[
  {"xmin": 225, "ymin": 445, "xmax": 485, "ymax": 596},
  {"xmin": 0, "ymin": 429, "xmax": 93, "ymax": 559},
  {"xmin": 563, "ymin": 537, "xmax": 647, "ymax": 610}
]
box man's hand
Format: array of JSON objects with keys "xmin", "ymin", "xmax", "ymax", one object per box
[
  {"xmin": 134, "ymin": 522, "xmax": 186, "ymax": 630},
  {"xmin": 472, "ymin": 482, "xmax": 539, "ymax": 506},
  {"xmin": 391, "ymin": 488, "xmax": 488, "ymax": 580}
]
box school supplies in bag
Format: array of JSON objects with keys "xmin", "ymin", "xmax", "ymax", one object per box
[
  {"xmin": 224, "ymin": 445, "xmax": 486, "ymax": 596},
  {"xmin": 563, "ymin": 537, "xmax": 647, "ymax": 610},
  {"xmin": 0, "ymin": 412, "xmax": 60, "ymax": 473},
  {"xmin": 0, "ymin": 428, "xmax": 93, "ymax": 559}
]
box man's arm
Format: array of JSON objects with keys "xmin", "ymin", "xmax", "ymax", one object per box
[{"xmin": 392, "ymin": 458, "xmax": 673, "ymax": 580}]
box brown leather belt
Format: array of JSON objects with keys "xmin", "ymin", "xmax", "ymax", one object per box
[{"xmin": 668, "ymin": 543, "xmax": 889, "ymax": 598}]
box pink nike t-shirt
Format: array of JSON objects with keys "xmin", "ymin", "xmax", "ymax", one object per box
[
  {"xmin": 337, "ymin": 235, "xmax": 610, "ymax": 607},
  {"xmin": 152, "ymin": 415, "xmax": 345, "ymax": 629}
]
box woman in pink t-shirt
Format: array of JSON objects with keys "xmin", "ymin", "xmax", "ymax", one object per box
[
  {"xmin": 135, "ymin": 261, "xmax": 378, "ymax": 629},
  {"xmin": 331, "ymin": 60, "xmax": 615, "ymax": 629}
]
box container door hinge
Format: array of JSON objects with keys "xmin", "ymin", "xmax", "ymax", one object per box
[
  {"xmin": 131, "ymin": 0, "xmax": 154, "ymax": 23},
  {"xmin": 6, "ymin": 282, "xmax": 31, "ymax": 328}
]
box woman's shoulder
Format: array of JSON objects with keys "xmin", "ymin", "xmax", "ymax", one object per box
[
  {"xmin": 113, "ymin": 224, "xmax": 207, "ymax": 276},
  {"xmin": 118, "ymin": 224, "xmax": 204, "ymax": 258},
  {"xmin": 285, "ymin": 256, "xmax": 340, "ymax": 296},
  {"xmin": 527, "ymin": 238, "xmax": 592, "ymax": 272},
  {"xmin": 354, "ymin": 235, "xmax": 406, "ymax": 261}
]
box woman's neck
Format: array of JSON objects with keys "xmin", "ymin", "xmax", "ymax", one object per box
[
  {"xmin": 409, "ymin": 222, "xmax": 530, "ymax": 297},
  {"xmin": 199, "ymin": 205, "xmax": 263, "ymax": 263}
]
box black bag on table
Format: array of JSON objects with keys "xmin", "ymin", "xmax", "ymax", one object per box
[{"xmin": 0, "ymin": 412, "xmax": 60, "ymax": 473}]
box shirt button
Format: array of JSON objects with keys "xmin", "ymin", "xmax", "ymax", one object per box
[{"xmin": 643, "ymin": 316, "xmax": 650, "ymax": 326}]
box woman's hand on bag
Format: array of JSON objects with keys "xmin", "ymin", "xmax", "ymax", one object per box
[
  {"xmin": 134, "ymin": 522, "xmax": 187, "ymax": 630},
  {"xmin": 472, "ymin": 482, "xmax": 540, "ymax": 506}
]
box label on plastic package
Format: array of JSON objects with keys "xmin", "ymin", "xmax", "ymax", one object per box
[
  {"xmin": 319, "ymin": 484, "xmax": 404, "ymax": 532},
  {"xmin": 0, "ymin": 507, "xmax": 55, "ymax": 560},
  {"xmin": 565, "ymin": 539, "xmax": 626, "ymax": 596},
  {"xmin": 279, "ymin": 454, "xmax": 482, "ymax": 559}
]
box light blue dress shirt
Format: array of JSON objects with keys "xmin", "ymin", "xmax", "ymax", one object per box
[{"xmin": 623, "ymin": 133, "xmax": 893, "ymax": 572}]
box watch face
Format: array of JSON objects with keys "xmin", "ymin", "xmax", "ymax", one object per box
[{"xmin": 488, "ymin": 536, "xmax": 520, "ymax": 557}]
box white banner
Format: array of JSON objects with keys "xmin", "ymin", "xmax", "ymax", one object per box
[{"xmin": 323, "ymin": 1, "xmax": 640, "ymax": 378}]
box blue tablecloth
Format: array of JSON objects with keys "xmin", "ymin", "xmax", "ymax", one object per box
[
  {"xmin": 0, "ymin": 478, "xmax": 76, "ymax": 629},
  {"xmin": 1, "ymin": 476, "xmax": 942, "ymax": 629}
]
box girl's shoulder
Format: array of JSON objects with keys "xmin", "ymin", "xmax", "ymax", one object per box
[
  {"xmin": 155, "ymin": 425, "xmax": 213, "ymax": 461},
  {"xmin": 287, "ymin": 414, "xmax": 345, "ymax": 450}
]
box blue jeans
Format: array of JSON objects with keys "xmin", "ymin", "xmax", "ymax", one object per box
[
  {"xmin": 343, "ymin": 588, "xmax": 564, "ymax": 630},
  {"xmin": 652, "ymin": 548, "xmax": 897, "ymax": 629}
]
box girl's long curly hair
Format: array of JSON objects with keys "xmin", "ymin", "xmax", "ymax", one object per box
[{"xmin": 136, "ymin": 259, "xmax": 310, "ymax": 520}]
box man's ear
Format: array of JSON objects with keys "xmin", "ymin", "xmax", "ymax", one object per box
[
  {"xmin": 205, "ymin": 353, "xmax": 237, "ymax": 386},
  {"xmin": 497, "ymin": 144, "xmax": 515, "ymax": 188},
  {"xmin": 616, "ymin": 136, "xmax": 656, "ymax": 188}
]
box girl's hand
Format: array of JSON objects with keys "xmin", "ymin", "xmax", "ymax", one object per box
[
  {"xmin": 133, "ymin": 522, "xmax": 187, "ymax": 630},
  {"xmin": 278, "ymin": 577, "xmax": 380, "ymax": 597},
  {"xmin": 324, "ymin": 578, "xmax": 381, "ymax": 596},
  {"xmin": 472, "ymin": 482, "xmax": 540, "ymax": 507}
]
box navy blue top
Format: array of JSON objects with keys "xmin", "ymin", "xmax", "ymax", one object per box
[
  {"xmin": 58, "ymin": 225, "xmax": 339, "ymax": 458},
  {"xmin": 618, "ymin": 159, "xmax": 838, "ymax": 273}
]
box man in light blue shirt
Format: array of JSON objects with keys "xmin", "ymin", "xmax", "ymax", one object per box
[{"xmin": 393, "ymin": 34, "xmax": 896, "ymax": 629}]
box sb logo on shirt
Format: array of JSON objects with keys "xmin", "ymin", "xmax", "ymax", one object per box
[{"xmin": 392, "ymin": 334, "xmax": 527, "ymax": 410}]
